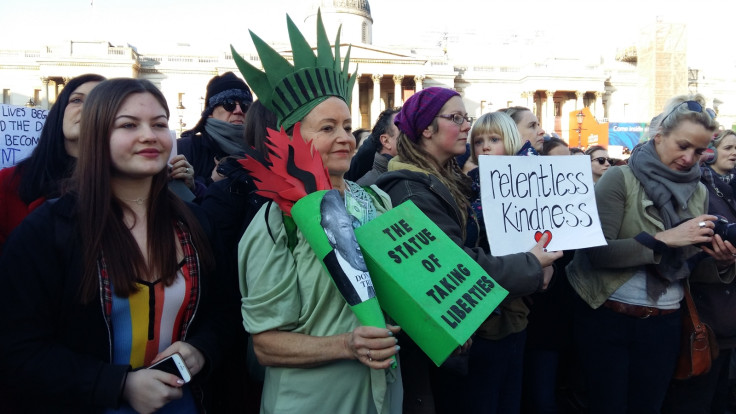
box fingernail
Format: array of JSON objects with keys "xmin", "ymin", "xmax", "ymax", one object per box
[
  {"xmin": 387, "ymin": 330, "xmax": 393, "ymax": 337},
  {"xmin": 177, "ymin": 379, "xmax": 185, "ymax": 385},
  {"xmin": 395, "ymin": 337, "xmax": 399, "ymax": 344},
  {"xmin": 395, "ymin": 345, "xmax": 401, "ymax": 351}
]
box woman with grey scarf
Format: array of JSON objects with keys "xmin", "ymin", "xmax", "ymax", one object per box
[
  {"xmin": 178, "ymin": 72, "xmax": 253, "ymax": 188},
  {"xmin": 567, "ymin": 93, "xmax": 735, "ymax": 413}
]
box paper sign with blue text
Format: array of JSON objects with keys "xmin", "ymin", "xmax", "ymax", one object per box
[
  {"xmin": 478, "ymin": 155, "xmax": 606, "ymax": 255},
  {"xmin": 0, "ymin": 104, "xmax": 48, "ymax": 168}
]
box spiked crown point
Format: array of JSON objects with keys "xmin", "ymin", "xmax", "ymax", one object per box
[{"xmin": 231, "ymin": 8, "xmax": 357, "ymax": 131}]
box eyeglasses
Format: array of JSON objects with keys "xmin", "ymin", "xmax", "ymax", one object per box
[
  {"xmin": 220, "ymin": 100, "xmax": 249, "ymax": 113},
  {"xmin": 436, "ymin": 113, "xmax": 472, "ymax": 126},
  {"xmin": 592, "ymin": 157, "xmax": 612, "ymax": 165},
  {"xmin": 659, "ymin": 100, "xmax": 714, "ymax": 126}
]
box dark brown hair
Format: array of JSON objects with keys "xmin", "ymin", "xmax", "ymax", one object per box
[
  {"xmin": 75, "ymin": 78, "xmax": 213, "ymax": 301},
  {"xmin": 396, "ymin": 119, "xmax": 472, "ymax": 230},
  {"xmin": 16, "ymin": 73, "xmax": 106, "ymax": 204},
  {"xmin": 243, "ymin": 100, "xmax": 277, "ymax": 154}
]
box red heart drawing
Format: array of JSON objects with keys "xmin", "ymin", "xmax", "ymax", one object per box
[{"xmin": 534, "ymin": 230, "xmax": 553, "ymax": 248}]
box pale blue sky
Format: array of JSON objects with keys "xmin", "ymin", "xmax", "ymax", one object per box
[{"xmin": 0, "ymin": 0, "xmax": 729, "ymax": 63}]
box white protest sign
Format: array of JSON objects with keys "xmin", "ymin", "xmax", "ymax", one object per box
[
  {"xmin": 479, "ymin": 155, "xmax": 606, "ymax": 255},
  {"xmin": 1, "ymin": 104, "xmax": 48, "ymax": 168}
]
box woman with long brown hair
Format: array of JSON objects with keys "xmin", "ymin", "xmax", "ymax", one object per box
[
  {"xmin": 0, "ymin": 78, "xmax": 238, "ymax": 413},
  {"xmin": 377, "ymin": 88, "xmax": 560, "ymax": 413}
]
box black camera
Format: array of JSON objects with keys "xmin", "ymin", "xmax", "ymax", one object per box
[{"xmin": 711, "ymin": 215, "xmax": 736, "ymax": 245}]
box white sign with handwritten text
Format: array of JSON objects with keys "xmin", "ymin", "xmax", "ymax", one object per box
[{"xmin": 479, "ymin": 155, "xmax": 606, "ymax": 255}]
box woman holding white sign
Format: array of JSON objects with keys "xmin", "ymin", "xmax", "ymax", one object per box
[
  {"xmin": 377, "ymin": 88, "xmax": 561, "ymax": 413},
  {"xmin": 465, "ymin": 110, "xmax": 560, "ymax": 413},
  {"xmin": 0, "ymin": 73, "xmax": 105, "ymax": 252},
  {"xmin": 567, "ymin": 94, "xmax": 735, "ymax": 413}
]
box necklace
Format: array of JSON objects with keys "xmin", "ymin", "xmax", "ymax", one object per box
[{"xmin": 119, "ymin": 196, "xmax": 149, "ymax": 205}]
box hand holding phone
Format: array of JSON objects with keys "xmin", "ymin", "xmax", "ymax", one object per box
[{"xmin": 147, "ymin": 352, "xmax": 192, "ymax": 383}]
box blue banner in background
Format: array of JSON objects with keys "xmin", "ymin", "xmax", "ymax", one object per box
[{"xmin": 609, "ymin": 123, "xmax": 647, "ymax": 149}]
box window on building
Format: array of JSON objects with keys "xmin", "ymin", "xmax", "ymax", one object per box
[
  {"xmin": 2, "ymin": 89, "xmax": 9, "ymax": 104},
  {"xmin": 33, "ymin": 89, "xmax": 41, "ymax": 106},
  {"xmin": 554, "ymin": 101, "xmax": 561, "ymax": 117},
  {"xmin": 480, "ymin": 100, "xmax": 487, "ymax": 114}
]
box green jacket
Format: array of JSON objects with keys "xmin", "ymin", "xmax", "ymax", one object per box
[{"xmin": 567, "ymin": 165, "xmax": 734, "ymax": 309}]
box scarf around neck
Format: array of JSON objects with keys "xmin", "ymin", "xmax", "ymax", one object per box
[
  {"xmin": 628, "ymin": 138, "xmax": 702, "ymax": 300},
  {"xmin": 204, "ymin": 118, "xmax": 246, "ymax": 155}
]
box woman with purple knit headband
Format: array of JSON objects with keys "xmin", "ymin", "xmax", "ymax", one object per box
[{"xmin": 377, "ymin": 87, "xmax": 561, "ymax": 413}]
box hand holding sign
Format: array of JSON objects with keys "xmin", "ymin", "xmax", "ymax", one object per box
[
  {"xmin": 534, "ymin": 230, "xmax": 553, "ymax": 247},
  {"xmin": 529, "ymin": 232, "xmax": 562, "ymax": 268}
]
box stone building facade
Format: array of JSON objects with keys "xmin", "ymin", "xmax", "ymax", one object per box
[{"xmin": 1, "ymin": 0, "xmax": 733, "ymax": 144}]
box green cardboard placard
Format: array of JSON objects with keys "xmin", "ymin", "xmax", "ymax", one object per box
[{"xmin": 355, "ymin": 200, "xmax": 508, "ymax": 366}]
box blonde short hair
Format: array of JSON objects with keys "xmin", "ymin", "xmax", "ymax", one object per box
[{"xmin": 469, "ymin": 111, "xmax": 523, "ymax": 163}]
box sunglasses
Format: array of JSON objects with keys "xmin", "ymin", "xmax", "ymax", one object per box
[
  {"xmin": 659, "ymin": 100, "xmax": 715, "ymax": 126},
  {"xmin": 592, "ymin": 157, "xmax": 613, "ymax": 165},
  {"xmin": 220, "ymin": 100, "xmax": 249, "ymax": 113}
]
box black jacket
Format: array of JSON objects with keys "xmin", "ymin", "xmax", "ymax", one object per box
[
  {"xmin": 376, "ymin": 168, "xmax": 544, "ymax": 298},
  {"xmin": 694, "ymin": 167, "xmax": 736, "ymax": 348},
  {"xmin": 178, "ymin": 131, "xmax": 227, "ymax": 187},
  {"xmin": 0, "ymin": 193, "xmax": 240, "ymax": 413}
]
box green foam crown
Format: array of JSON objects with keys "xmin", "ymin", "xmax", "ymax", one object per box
[{"xmin": 231, "ymin": 10, "xmax": 357, "ymax": 130}]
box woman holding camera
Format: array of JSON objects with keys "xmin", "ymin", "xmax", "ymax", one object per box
[
  {"xmin": 567, "ymin": 94, "xmax": 735, "ymax": 413},
  {"xmin": 0, "ymin": 78, "xmax": 238, "ymax": 413},
  {"xmin": 663, "ymin": 129, "xmax": 736, "ymax": 413}
]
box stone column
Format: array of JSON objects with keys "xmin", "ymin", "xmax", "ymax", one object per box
[
  {"xmin": 40, "ymin": 77, "xmax": 50, "ymax": 109},
  {"xmin": 545, "ymin": 90, "xmax": 555, "ymax": 132},
  {"xmin": 594, "ymin": 91, "xmax": 603, "ymax": 119},
  {"xmin": 393, "ymin": 75, "xmax": 404, "ymax": 107},
  {"xmin": 414, "ymin": 75, "xmax": 425, "ymax": 92},
  {"xmin": 371, "ymin": 74, "xmax": 382, "ymax": 125},
  {"xmin": 351, "ymin": 75, "xmax": 361, "ymax": 127},
  {"xmin": 528, "ymin": 91, "xmax": 536, "ymax": 109},
  {"xmin": 575, "ymin": 91, "xmax": 584, "ymax": 110}
]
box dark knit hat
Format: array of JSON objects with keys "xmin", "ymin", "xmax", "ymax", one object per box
[
  {"xmin": 394, "ymin": 87, "xmax": 460, "ymax": 142},
  {"xmin": 203, "ymin": 72, "xmax": 253, "ymax": 116}
]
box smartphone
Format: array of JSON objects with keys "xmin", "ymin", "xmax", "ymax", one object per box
[{"xmin": 147, "ymin": 352, "xmax": 192, "ymax": 383}]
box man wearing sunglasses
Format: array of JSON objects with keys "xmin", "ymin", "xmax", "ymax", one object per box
[{"xmin": 178, "ymin": 72, "xmax": 253, "ymax": 187}]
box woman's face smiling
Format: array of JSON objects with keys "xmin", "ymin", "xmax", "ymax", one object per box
[
  {"xmin": 654, "ymin": 120, "xmax": 712, "ymax": 172},
  {"xmin": 109, "ymin": 92, "xmax": 172, "ymax": 181},
  {"xmin": 299, "ymin": 97, "xmax": 354, "ymax": 177},
  {"xmin": 422, "ymin": 96, "xmax": 470, "ymax": 165}
]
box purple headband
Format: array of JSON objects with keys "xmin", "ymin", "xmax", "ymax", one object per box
[{"xmin": 394, "ymin": 87, "xmax": 461, "ymax": 142}]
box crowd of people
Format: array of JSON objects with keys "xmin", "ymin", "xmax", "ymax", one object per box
[{"xmin": 1, "ymin": 10, "xmax": 736, "ymax": 414}]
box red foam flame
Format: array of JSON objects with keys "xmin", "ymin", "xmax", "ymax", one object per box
[{"xmin": 238, "ymin": 123, "xmax": 332, "ymax": 215}]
